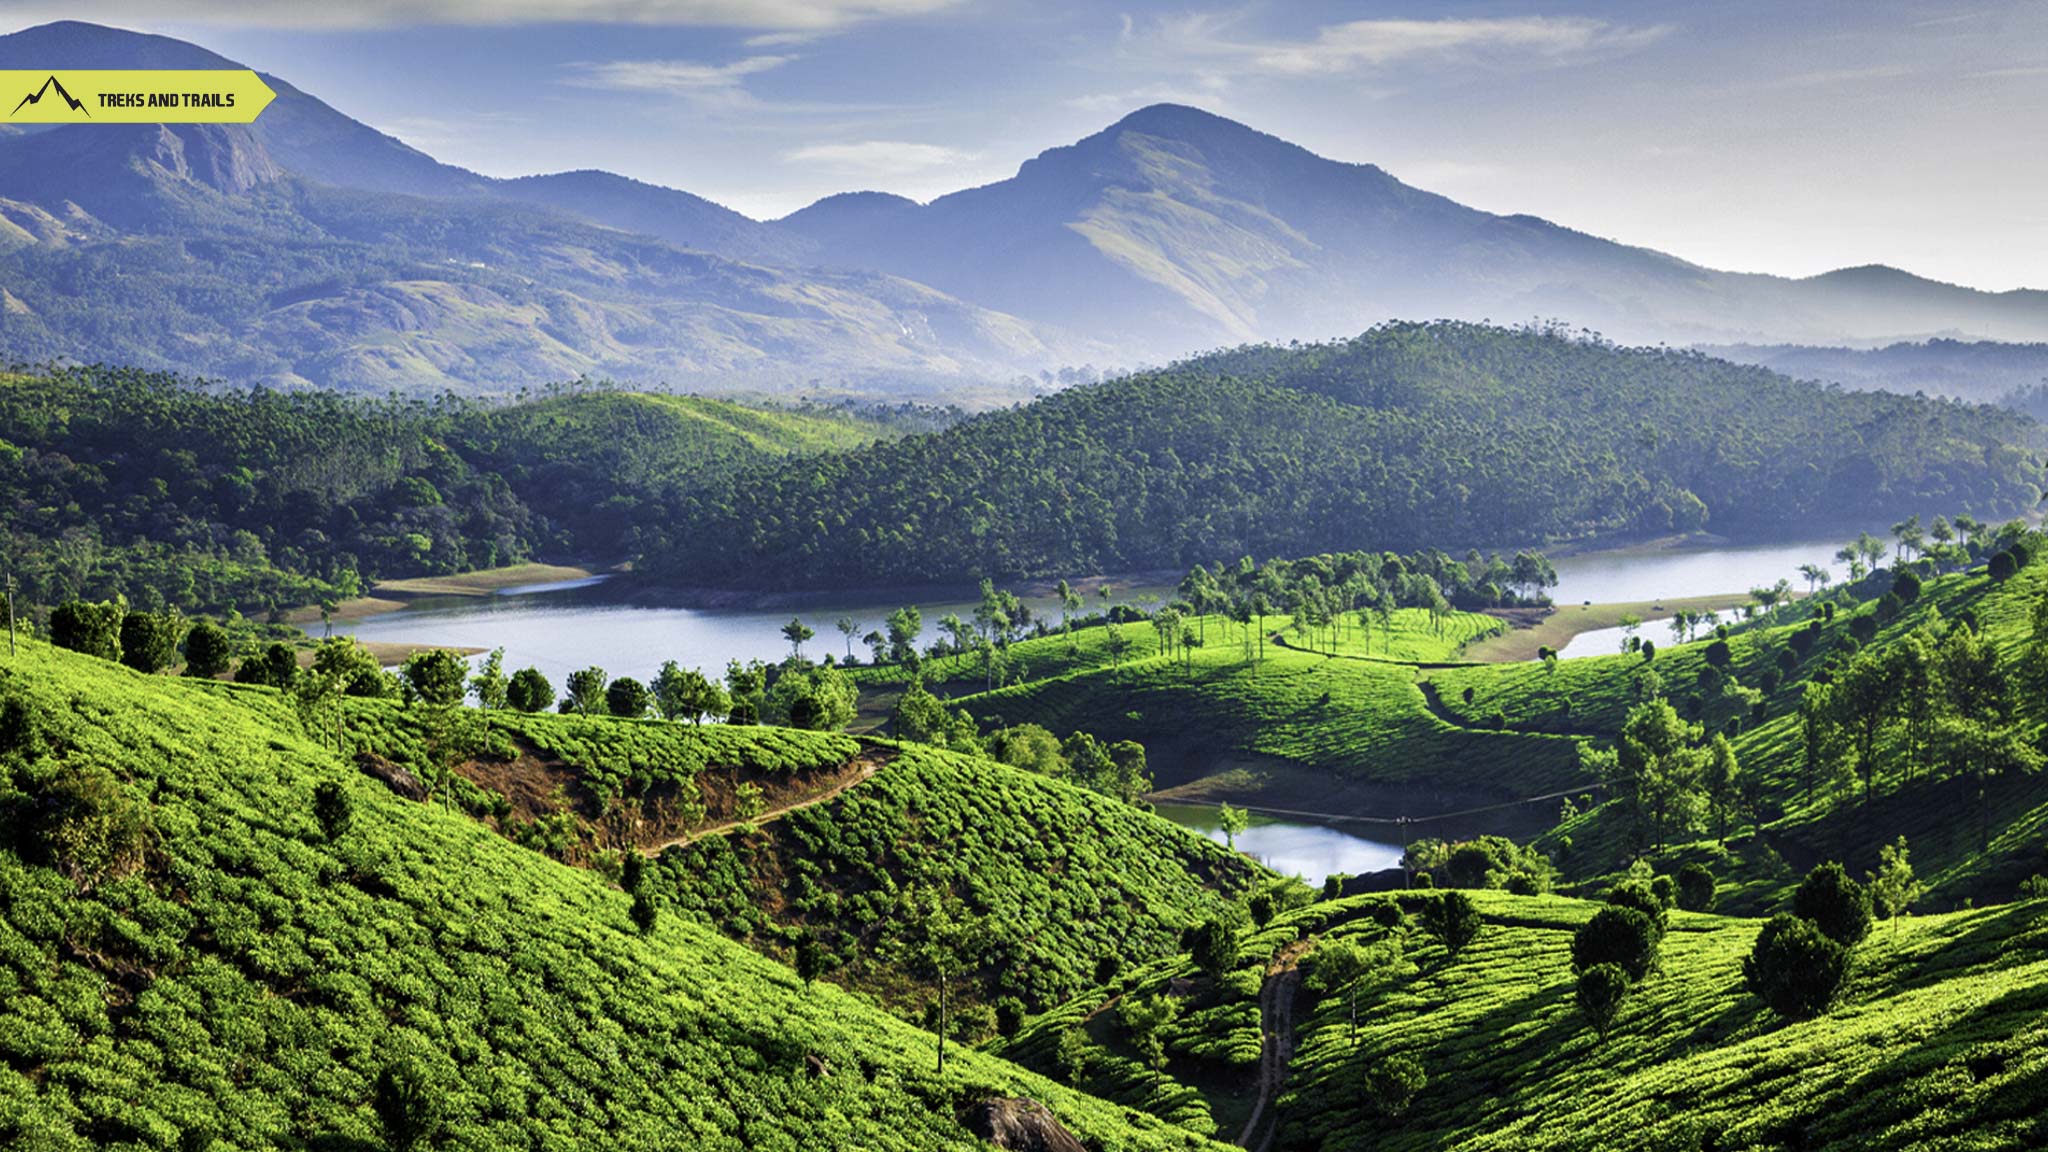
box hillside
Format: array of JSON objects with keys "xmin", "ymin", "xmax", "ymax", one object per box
[
  {"xmin": 641, "ymin": 323, "xmax": 2043, "ymax": 590},
  {"xmin": 996, "ymin": 889, "xmax": 2048, "ymax": 1151},
  {"xmin": 0, "ymin": 639, "xmax": 1233, "ymax": 1151},
  {"xmin": 0, "ymin": 367, "xmax": 877, "ymax": 614}
]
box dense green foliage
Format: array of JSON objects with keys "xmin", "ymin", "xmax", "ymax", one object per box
[
  {"xmin": 643, "ymin": 323, "xmax": 2041, "ymax": 589},
  {"xmin": 0, "ymin": 367, "xmax": 879, "ymax": 615},
  {"xmin": 0, "ymin": 639, "xmax": 1233, "ymax": 1151}
]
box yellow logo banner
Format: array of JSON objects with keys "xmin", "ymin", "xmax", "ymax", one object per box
[{"xmin": 0, "ymin": 70, "xmax": 276, "ymax": 123}]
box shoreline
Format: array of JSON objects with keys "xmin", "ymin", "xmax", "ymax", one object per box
[
  {"xmin": 284, "ymin": 562, "xmax": 603, "ymax": 625},
  {"xmin": 1461, "ymin": 592, "xmax": 1758, "ymax": 663}
]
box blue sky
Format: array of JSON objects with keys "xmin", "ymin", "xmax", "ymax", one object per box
[{"xmin": 8, "ymin": 0, "xmax": 2045, "ymax": 290}]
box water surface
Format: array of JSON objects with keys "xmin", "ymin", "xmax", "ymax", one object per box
[{"xmin": 1151, "ymin": 802, "xmax": 1403, "ymax": 886}]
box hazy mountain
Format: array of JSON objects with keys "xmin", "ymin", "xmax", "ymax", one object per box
[
  {"xmin": 779, "ymin": 103, "xmax": 2048, "ymax": 355},
  {"xmin": 0, "ymin": 21, "xmax": 1064, "ymax": 393},
  {"xmin": 1708, "ymin": 338, "xmax": 2048, "ymax": 409}
]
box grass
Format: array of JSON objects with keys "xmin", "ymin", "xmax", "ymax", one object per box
[
  {"xmin": 0, "ymin": 638, "xmax": 1234, "ymax": 1152},
  {"xmin": 1462, "ymin": 592, "xmax": 1758, "ymax": 663}
]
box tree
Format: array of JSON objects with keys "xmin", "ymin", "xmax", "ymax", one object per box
[
  {"xmin": 1676, "ymin": 863, "xmax": 1716, "ymax": 913},
  {"xmin": 1310, "ymin": 935, "xmax": 1406, "ymax": 1038},
  {"xmin": 1421, "ymin": 891, "xmax": 1482, "ymax": 959},
  {"xmin": 313, "ymin": 637, "xmax": 394, "ymax": 698},
  {"xmin": 1702, "ymin": 733, "xmax": 1742, "ymax": 845},
  {"xmin": 469, "ymin": 647, "xmax": 508, "ymax": 712},
  {"xmin": 1866, "ymin": 836, "xmax": 1923, "ymax": 936},
  {"xmin": 1572, "ymin": 906, "xmax": 1659, "ymax": 982},
  {"xmin": 725, "ymin": 660, "xmax": 767, "ymax": 724},
  {"xmin": 119, "ymin": 609, "xmax": 184, "ymax": 674},
  {"xmin": 1585, "ymin": 700, "xmax": 1707, "ymax": 850},
  {"xmin": 606, "ymin": 676, "xmax": 651, "ymax": 718},
  {"xmin": 400, "ymin": 649, "xmax": 467, "ymax": 708},
  {"xmin": 235, "ymin": 643, "xmax": 300, "ymax": 690},
  {"xmin": 782, "ymin": 617, "xmax": 815, "ymax": 658},
  {"xmin": 654, "ymin": 661, "xmax": 727, "ymax": 724},
  {"xmin": 1364, "ymin": 1052, "xmax": 1426, "ymax": 1117},
  {"xmin": 794, "ymin": 931, "xmax": 826, "ymax": 987},
  {"xmin": 630, "ymin": 888, "xmax": 660, "ymax": 935},
  {"xmin": 1576, "ymin": 963, "xmax": 1630, "ymax": 1038},
  {"xmin": 1217, "ymin": 803, "xmax": 1249, "ymax": 850},
  {"xmin": 1798, "ymin": 682, "xmax": 1846, "ymax": 804},
  {"xmin": 507, "ymin": 667, "xmax": 553, "ymax": 713},
  {"xmin": 50, "ymin": 598, "xmax": 125, "ymax": 661},
  {"xmin": 893, "ymin": 888, "xmax": 989, "ymax": 1073},
  {"xmin": 182, "ymin": 619, "xmax": 233, "ymax": 679},
  {"xmin": 1793, "ymin": 861, "xmax": 1872, "ymax": 948},
  {"xmin": 1056, "ymin": 1026, "xmax": 1091, "ymax": 1085},
  {"xmin": 835, "ymin": 616, "xmax": 860, "ymax": 660},
  {"xmin": 1189, "ymin": 917, "xmax": 1241, "ymax": 979},
  {"xmin": 1744, "ymin": 914, "xmax": 1850, "ymax": 1019},
  {"xmin": 1107, "ymin": 739, "xmax": 1151, "ymax": 803},
  {"xmin": 1118, "ymin": 993, "xmax": 1180, "ymax": 1088},
  {"xmin": 885, "ymin": 606, "xmax": 923, "ymax": 663},
  {"xmin": 564, "ymin": 666, "xmax": 608, "ymax": 715},
  {"xmin": 373, "ymin": 1062, "xmax": 439, "ymax": 1152},
  {"xmin": 313, "ymin": 780, "xmax": 353, "ymax": 842},
  {"xmin": 764, "ymin": 661, "xmax": 857, "ymax": 730}
]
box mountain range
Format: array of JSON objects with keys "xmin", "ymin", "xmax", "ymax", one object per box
[{"xmin": 3, "ymin": 19, "xmax": 2048, "ymax": 395}]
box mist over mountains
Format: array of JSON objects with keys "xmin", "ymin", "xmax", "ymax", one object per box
[{"xmin": 3, "ymin": 20, "xmax": 2048, "ymax": 396}]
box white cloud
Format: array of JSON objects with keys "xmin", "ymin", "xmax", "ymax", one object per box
[
  {"xmin": 784, "ymin": 139, "xmax": 975, "ymax": 176},
  {"xmin": 561, "ymin": 54, "xmax": 793, "ymax": 107},
  {"xmin": 11, "ymin": 0, "xmax": 959, "ymax": 30},
  {"xmin": 1128, "ymin": 11, "xmax": 1667, "ymax": 79}
]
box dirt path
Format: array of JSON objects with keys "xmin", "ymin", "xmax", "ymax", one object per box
[
  {"xmin": 1236, "ymin": 941, "xmax": 1311, "ymax": 1151},
  {"xmin": 635, "ymin": 748, "xmax": 892, "ymax": 857}
]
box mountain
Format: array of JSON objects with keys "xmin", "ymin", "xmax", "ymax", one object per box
[
  {"xmin": 0, "ymin": 21, "xmax": 1069, "ymax": 394},
  {"xmin": 779, "ymin": 103, "xmax": 2048, "ymax": 356}
]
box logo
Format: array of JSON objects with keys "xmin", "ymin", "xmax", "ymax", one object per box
[
  {"xmin": 10, "ymin": 75, "xmax": 88, "ymax": 118},
  {"xmin": 0, "ymin": 70, "xmax": 275, "ymax": 124}
]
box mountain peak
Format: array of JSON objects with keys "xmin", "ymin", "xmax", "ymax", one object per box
[{"xmin": 0, "ymin": 20, "xmax": 242, "ymax": 70}]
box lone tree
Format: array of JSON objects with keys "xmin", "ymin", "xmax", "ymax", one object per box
[
  {"xmin": 782, "ymin": 617, "xmax": 815, "ymax": 658},
  {"xmin": 1310, "ymin": 934, "xmax": 1407, "ymax": 1038},
  {"xmin": 399, "ymin": 649, "xmax": 467, "ymax": 708},
  {"xmin": 1576, "ymin": 962, "xmax": 1630, "ymax": 1038},
  {"xmin": 630, "ymin": 888, "xmax": 661, "ymax": 936},
  {"xmin": 1744, "ymin": 914, "xmax": 1851, "ymax": 1019},
  {"xmin": 1421, "ymin": 892, "xmax": 1483, "ymax": 959},
  {"xmin": 1571, "ymin": 906, "xmax": 1659, "ymax": 983},
  {"xmin": 313, "ymin": 780, "xmax": 353, "ymax": 843},
  {"xmin": 1866, "ymin": 836, "xmax": 1924, "ymax": 935},
  {"xmin": 373, "ymin": 1061, "xmax": 439, "ymax": 1152},
  {"xmin": 564, "ymin": 666, "xmax": 608, "ymax": 715},
  {"xmin": 1364, "ymin": 1052, "xmax": 1427, "ymax": 1117},
  {"xmin": 1217, "ymin": 803, "xmax": 1249, "ymax": 850},
  {"xmin": 893, "ymin": 888, "xmax": 989, "ymax": 1073},
  {"xmin": 182, "ymin": 619, "xmax": 234, "ymax": 679},
  {"xmin": 507, "ymin": 667, "xmax": 553, "ymax": 713},
  {"xmin": 1188, "ymin": 917, "xmax": 1241, "ymax": 980},
  {"xmin": 606, "ymin": 675, "xmax": 652, "ymax": 718},
  {"xmin": 794, "ymin": 931, "xmax": 826, "ymax": 988},
  {"xmin": 1676, "ymin": 863, "xmax": 1717, "ymax": 913},
  {"xmin": 469, "ymin": 647, "xmax": 509, "ymax": 713},
  {"xmin": 1118, "ymin": 993, "xmax": 1180, "ymax": 1088},
  {"xmin": 1793, "ymin": 861, "xmax": 1873, "ymax": 947}
]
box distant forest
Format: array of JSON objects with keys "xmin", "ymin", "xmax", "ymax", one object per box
[{"xmin": 640, "ymin": 323, "xmax": 2044, "ymax": 589}]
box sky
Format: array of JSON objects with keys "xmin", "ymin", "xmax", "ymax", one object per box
[{"xmin": 4, "ymin": 0, "xmax": 2044, "ymax": 290}]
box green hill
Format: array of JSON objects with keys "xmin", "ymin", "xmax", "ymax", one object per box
[
  {"xmin": 643, "ymin": 322, "xmax": 2042, "ymax": 590},
  {"xmin": 996, "ymin": 889, "xmax": 2048, "ymax": 1151},
  {"xmin": 0, "ymin": 638, "xmax": 1240, "ymax": 1151}
]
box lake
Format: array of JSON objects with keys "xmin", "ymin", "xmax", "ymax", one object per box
[
  {"xmin": 328, "ymin": 577, "xmax": 1167, "ymax": 690},
  {"xmin": 323, "ymin": 534, "xmax": 1866, "ymax": 684},
  {"xmin": 1151, "ymin": 802, "xmax": 1404, "ymax": 886}
]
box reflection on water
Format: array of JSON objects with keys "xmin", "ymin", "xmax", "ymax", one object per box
[
  {"xmin": 1549, "ymin": 538, "xmax": 1847, "ymax": 605},
  {"xmin": 1151, "ymin": 802, "xmax": 1403, "ymax": 886}
]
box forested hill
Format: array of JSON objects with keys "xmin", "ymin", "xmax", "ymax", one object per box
[
  {"xmin": 639, "ymin": 323, "xmax": 2045, "ymax": 590},
  {"xmin": 0, "ymin": 366, "xmax": 881, "ymax": 614}
]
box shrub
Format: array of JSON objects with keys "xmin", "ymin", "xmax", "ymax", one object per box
[
  {"xmin": 1369, "ymin": 901, "xmax": 1405, "ymax": 929},
  {"xmin": 1677, "ymin": 863, "xmax": 1716, "ymax": 912},
  {"xmin": 235, "ymin": 643, "xmax": 300, "ymax": 689},
  {"xmin": 1576, "ymin": 963, "xmax": 1630, "ymax": 1037},
  {"xmin": 1605, "ymin": 880, "xmax": 1669, "ymax": 935},
  {"xmin": 374, "ymin": 1062, "xmax": 439, "ymax": 1152},
  {"xmin": 1364, "ymin": 1053, "xmax": 1427, "ymax": 1117},
  {"xmin": 1988, "ymin": 551, "xmax": 2017, "ymax": 582},
  {"xmin": 1704, "ymin": 639, "xmax": 1732, "ymax": 668},
  {"xmin": 29, "ymin": 762, "xmax": 150, "ymax": 888},
  {"xmin": 1650, "ymin": 874, "xmax": 1678, "ymax": 910},
  {"xmin": 1793, "ymin": 862, "xmax": 1872, "ymax": 947},
  {"xmin": 1572, "ymin": 907, "xmax": 1659, "ymax": 982},
  {"xmin": 1420, "ymin": 892, "xmax": 1482, "ymax": 958},
  {"xmin": 1744, "ymin": 914, "xmax": 1851, "ymax": 1019},
  {"xmin": 1248, "ymin": 891, "xmax": 1276, "ymax": 926},
  {"xmin": 1188, "ymin": 918, "xmax": 1240, "ymax": 979},
  {"xmin": 630, "ymin": 889, "xmax": 661, "ymax": 936},
  {"xmin": 1892, "ymin": 568, "xmax": 1922, "ymax": 603}
]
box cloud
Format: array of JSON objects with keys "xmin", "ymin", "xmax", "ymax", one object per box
[
  {"xmin": 561, "ymin": 54, "xmax": 793, "ymax": 107},
  {"xmin": 14, "ymin": 0, "xmax": 959, "ymax": 30},
  {"xmin": 1128, "ymin": 11, "xmax": 1667, "ymax": 79},
  {"xmin": 784, "ymin": 139, "xmax": 975, "ymax": 176}
]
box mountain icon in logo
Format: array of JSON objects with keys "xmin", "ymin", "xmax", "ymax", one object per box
[{"xmin": 11, "ymin": 74, "xmax": 89, "ymax": 118}]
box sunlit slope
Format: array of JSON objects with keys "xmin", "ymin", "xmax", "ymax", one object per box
[{"xmin": 0, "ymin": 640, "xmax": 1229, "ymax": 1151}]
